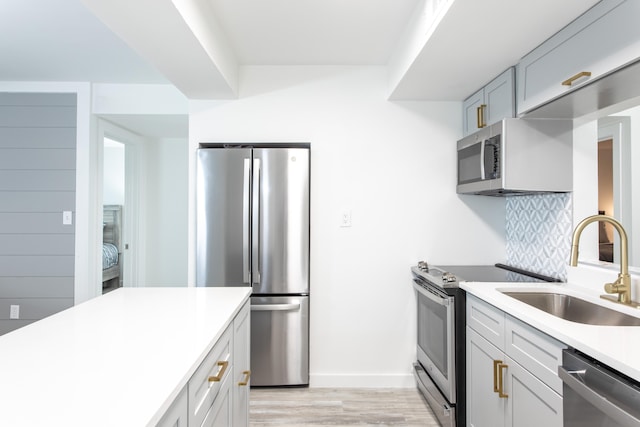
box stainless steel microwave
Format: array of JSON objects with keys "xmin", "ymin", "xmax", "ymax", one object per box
[{"xmin": 456, "ymin": 118, "xmax": 573, "ymax": 196}]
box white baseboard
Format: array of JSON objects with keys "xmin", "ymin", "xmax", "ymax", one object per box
[{"xmin": 309, "ymin": 373, "xmax": 415, "ymax": 388}]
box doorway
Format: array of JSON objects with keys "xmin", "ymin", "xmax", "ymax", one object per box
[
  {"xmin": 96, "ymin": 119, "xmax": 145, "ymax": 297},
  {"xmin": 102, "ymin": 137, "xmax": 125, "ymax": 293},
  {"xmin": 597, "ymin": 116, "xmax": 632, "ymax": 264},
  {"xmin": 597, "ymin": 138, "xmax": 614, "ymax": 262}
]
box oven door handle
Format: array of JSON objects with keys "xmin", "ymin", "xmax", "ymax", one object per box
[
  {"xmin": 412, "ymin": 280, "xmax": 451, "ymax": 306},
  {"xmin": 558, "ymin": 366, "xmax": 640, "ymax": 426}
]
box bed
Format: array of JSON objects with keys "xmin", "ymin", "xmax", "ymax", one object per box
[{"xmin": 103, "ymin": 205, "xmax": 123, "ymax": 291}]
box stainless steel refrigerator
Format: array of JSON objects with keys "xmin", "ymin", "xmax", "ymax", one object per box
[{"xmin": 196, "ymin": 144, "xmax": 310, "ymax": 386}]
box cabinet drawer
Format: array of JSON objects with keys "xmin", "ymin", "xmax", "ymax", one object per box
[
  {"xmin": 467, "ymin": 295, "xmax": 505, "ymax": 351},
  {"xmin": 189, "ymin": 325, "xmax": 233, "ymax": 427},
  {"xmin": 505, "ymin": 316, "xmax": 566, "ymax": 395},
  {"xmin": 200, "ymin": 371, "xmax": 232, "ymax": 427},
  {"xmin": 517, "ymin": 0, "xmax": 640, "ymax": 114},
  {"xmin": 156, "ymin": 386, "xmax": 188, "ymax": 427}
]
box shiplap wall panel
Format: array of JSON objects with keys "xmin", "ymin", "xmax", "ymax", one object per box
[
  {"xmin": 0, "ymin": 256, "xmax": 74, "ymax": 277},
  {"xmin": 0, "ymin": 320, "xmax": 33, "ymax": 335},
  {"xmin": 0, "ymin": 298, "xmax": 73, "ymax": 320},
  {"xmin": 0, "ymin": 213, "xmax": 76, "ymax": 234},
  {"xmin": 0, "ymin": 92, "xmax": 76, "ymax": 335},
  {"xmin": 0, "ymin": 235, "xmax": 75, "ymax": 255},
  {"xmin": 0, "ymin": 278, "xmax": 73, "ymax": 298},
  {"xmin": 0, "ymin": 191, "xmax": 75, "ymax": 211},
  {"xmin": 0, "ymin": 106, "xmax": 76, "ymax": 127},
  {"xmin": 0, "ymin": 128, "xmax": 76, "ymax": 149},
  {"xmin": 0, "ymin": 170, "xmax": 75, "ymax": 191},
  {"xmin": 0, "ymin": 93, "xmax": 76, "ymax": 106},
  {"xmin": 0, "ymin": 149, "xmax": 76, "ymax": 169}
]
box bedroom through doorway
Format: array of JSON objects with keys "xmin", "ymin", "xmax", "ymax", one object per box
[{"xmin": 102, "ymin": 137, "xmax": 125, "ymax": 294}]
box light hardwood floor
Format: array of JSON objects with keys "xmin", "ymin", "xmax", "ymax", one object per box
[{"xmin": 250, "ymin": 387, "xmax": 440, "ymax": 426}]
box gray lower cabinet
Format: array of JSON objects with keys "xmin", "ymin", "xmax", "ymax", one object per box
[
  {"xmin": 466, "ymin": 295, "xmax": 565, "ymax": 427},
  {"xmin": 233, "ymin": 302, "xmax": 251, "ymax": 427},
  {"xmin": 517, "ymin": 0, "xmax": 640, "ymax": 115},
  {"xmin": 156, "ymin": 300, "xmax": 250, "ymax": 427},
  {"xmin": 200, "ymin": 373, "xmax": 233, "ymax": 427},
  {"xmin": 189, "ymin": 326, "xmax": 233, "ymax": 427},
  {"xmin": 467, "ymin": 326, "xmax": 506, "ymax": 427},
  {"xmin": 157, "ymin": 386, "xmax": 188, "ymax": 427}
]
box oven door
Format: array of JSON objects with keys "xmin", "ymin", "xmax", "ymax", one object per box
[{"xmin": 413, "ymin": 278, "xmax": 456, "ymax": 402}]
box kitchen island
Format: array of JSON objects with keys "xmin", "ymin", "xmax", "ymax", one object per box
[{"xmin": 0, "ymin": 287, "xmax": 251, "ymax": 426}]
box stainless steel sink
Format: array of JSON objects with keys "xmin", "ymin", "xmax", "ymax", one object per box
[{"xmin": 501, "ymin": 291, "xmax": 640, "ymax": 326}]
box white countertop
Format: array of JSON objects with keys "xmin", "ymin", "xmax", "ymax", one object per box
[
  {"xmin": 0, "ymin": 287, "xmax": 251, "ymax": 426},
  {"xmin": 461, "ymin": 281, "xmax": 640, "ymax": 381}
]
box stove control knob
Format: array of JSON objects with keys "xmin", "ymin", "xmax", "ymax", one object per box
[
  {"xmin": 417, "ymin": 261, "xmax": 429, "ymax": 272},
  {"xmin": 442, "ymin": 272, "xmax": 457, "ymax": 283}
]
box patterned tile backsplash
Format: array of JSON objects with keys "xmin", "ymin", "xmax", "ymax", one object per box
[{"xmin": 505, "ymin": 193, "xmax": 573, "ymax": 281}]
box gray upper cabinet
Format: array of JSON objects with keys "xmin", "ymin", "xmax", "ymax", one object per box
[
  {"xmin": 462, "ymin": 68, "xmax": 515, "ymax": 137},
  {"xmin": 517, "ymin": 0, "xmax": 640, "ymax": 115}
]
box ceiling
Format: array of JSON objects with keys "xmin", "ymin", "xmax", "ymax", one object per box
[
  {"xmin": 210, "ymin": 0, "xmax": 420, "ymax": 65},
  {"xmin": 1, "ymin": 0, "xmax": 600, "ymax": 104},
  {"xmin": 0, "ymin": 0, "xmax": 167, "ymax": 83}
]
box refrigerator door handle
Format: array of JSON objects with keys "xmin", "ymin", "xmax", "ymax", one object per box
[
  {"xmin": 252, "ymin": 158, "xmax": 261, "ymax": 285},
  {"xmin": 242, "ymin": 158, "xmax": 251, "ymax": 284},
  {"xmin": 251, "ymin": 303, "xmax": 301, "ymax": 312}
]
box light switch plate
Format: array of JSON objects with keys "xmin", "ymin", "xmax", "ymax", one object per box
[
  {"xmin": 340, "ymin": 210, "xmax": 352, "ymax": 227},
  {"xmin": 10, "ymin": 305, "xmax": 19, "ymax": 320}
]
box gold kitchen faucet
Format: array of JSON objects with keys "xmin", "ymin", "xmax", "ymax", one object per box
[{"xmin": 570, "ymin": 214, "xmax": 637, "ymax": 306}]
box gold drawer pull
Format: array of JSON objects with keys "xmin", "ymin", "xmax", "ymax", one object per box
[
  {"xmin": 493, "ymin": 359, "xmax": 501, "ymax": 392},
  {"xmin": 497, "ymin": 362, "xmax": 508, "ymax": 398},
  {"xmin": 476, "ymin": 104, "xmax": 487, "ymax": 129},
  {"xmin": 238, "ymin": 370, "xmax": 251, "ymax": 386},
  {"xmin": 562, "ymin": 71, "xmax": 592, "ymax": 86},
  {"xmin": 208, "ymin": 361, "xmax": 229, "ymax": 383}
]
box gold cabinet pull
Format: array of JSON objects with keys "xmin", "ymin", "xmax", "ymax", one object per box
[
  {"xmin": 497, "ymin": 362, "xmax": 508, "ymax": 398},
  {"xmin": 476, "ymin": 104, "xmax": 487, "ymax": 129},
  {"xmin": 208, "ymin": 361, "xmax": 229, "ymax": 383},
  {"xmin": 238, "ymin": 370, "xmax": 251, "ymax": 386},
  {"xmin": 562, "ymin": 71, "xmax": 592, "ymax": 86},
  {"xmin": 493, "ymin": 359, "xmax": 502, "ymax": 392}
]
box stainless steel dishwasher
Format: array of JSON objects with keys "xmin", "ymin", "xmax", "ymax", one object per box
[{"xmin": 559, "ymin": 349, "xmax": 640, "ymax": 427}]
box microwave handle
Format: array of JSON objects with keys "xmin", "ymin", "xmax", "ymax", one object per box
[{"xmin": 480, "ymin": 140, "xmax": 486, "ymax": 180}]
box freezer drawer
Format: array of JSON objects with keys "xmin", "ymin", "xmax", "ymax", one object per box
[{"xmin": 250, "ymin": 296, "xmax": 309, "ymax": 386}]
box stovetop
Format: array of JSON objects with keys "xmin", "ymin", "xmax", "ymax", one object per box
[{"xmin": 411, "ymin": 262, "xmax": 560, "ymax": 289}]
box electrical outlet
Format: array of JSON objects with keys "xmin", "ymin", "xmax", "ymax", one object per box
[{"xmin": 10, "ymin": 305, "xmax": 20, "ymax": 320}]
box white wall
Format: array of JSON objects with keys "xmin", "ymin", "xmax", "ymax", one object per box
[
  {"xmin": 573, "ymin": 121, "xmax": 600, "ymax": 263},
  {"xmin": 144, "ymin": 137, "xmax": 189, "ymax": 286},
  {"xmin": 103, "ymin": 140, "xmax": 125, "ymax": 205},
  {"xmin": 187, "ymin": 66, "xmax": 505, "ymax": 387},
  {"xmin": 617, "ymin": 105, "xmax": 640, "ymax": 267}
]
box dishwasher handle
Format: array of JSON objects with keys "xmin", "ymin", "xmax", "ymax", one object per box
[
  {"xmin": 559, "ymin": 366, "xmax": 640, "ymax": 426},
  {"xmin": 251, "ymin": 303, "xmax": 301, "ymax": 312}
]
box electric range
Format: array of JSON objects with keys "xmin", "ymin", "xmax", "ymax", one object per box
[{"xmin": 411, "ymin": 262, "xmax": 559, "ymax": 427}]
